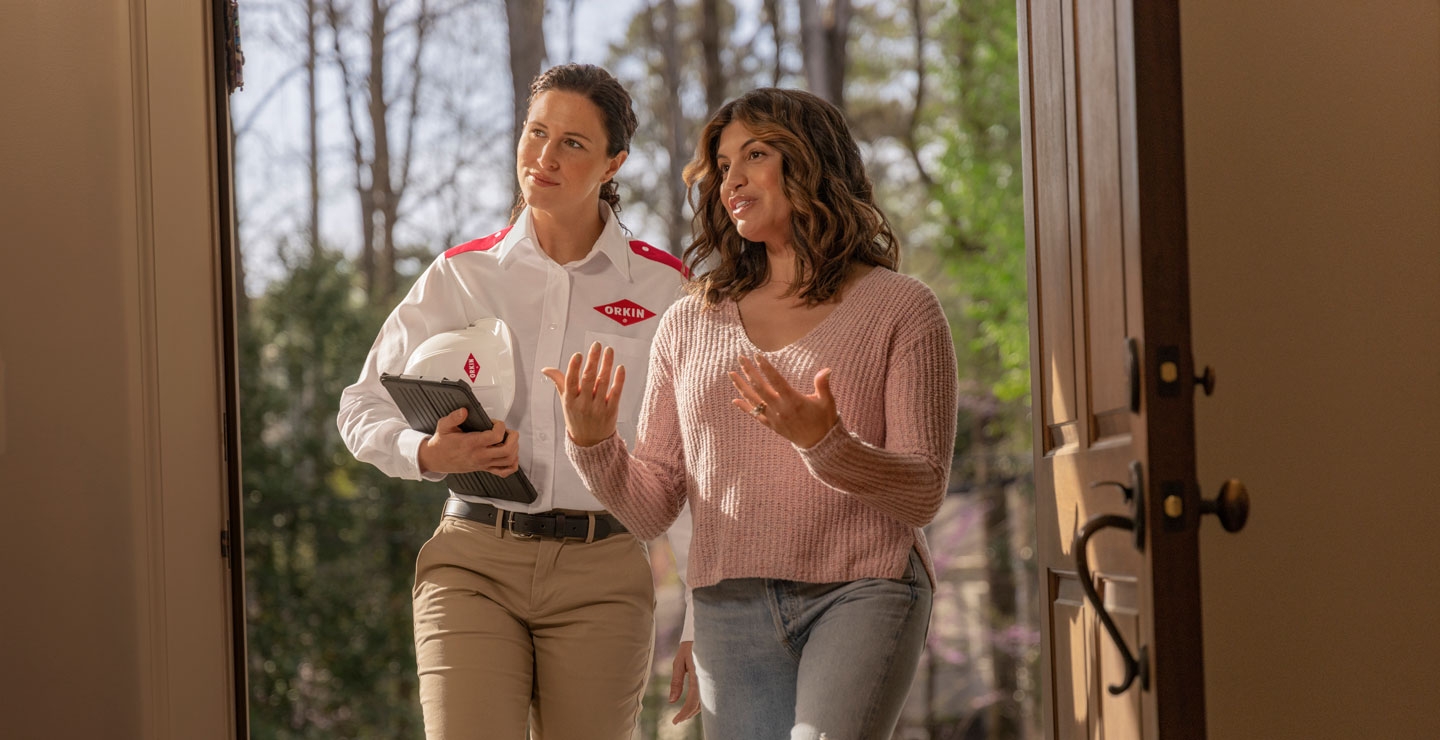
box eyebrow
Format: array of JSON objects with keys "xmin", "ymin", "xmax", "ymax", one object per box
[{"xmin": 716, "ymin": 138, "xmax": 759, "ymax": 161}]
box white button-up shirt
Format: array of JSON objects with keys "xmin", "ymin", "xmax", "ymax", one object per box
[
  {"xmin": 338, "ymin": 205, "xmax": 695, "ymax": 637},
  {"xmin": 340, "ymin": 204, "xmax": 688, "ymax": 507}
]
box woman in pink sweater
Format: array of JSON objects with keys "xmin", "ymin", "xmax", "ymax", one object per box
[{"xmin": 543, "ymin": 88, "xmax": 958, "ymax": 739}]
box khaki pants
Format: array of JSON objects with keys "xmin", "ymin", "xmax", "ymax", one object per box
[{"xmin": 412, "ymin": 514, "xmax": 656, "ymax": 740}]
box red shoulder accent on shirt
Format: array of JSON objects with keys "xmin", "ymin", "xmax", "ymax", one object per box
[
  {"xmin": 444, "ymin": 226, "xmax": 513, "ymax": 258},
  {"xmin": 628, "ymin": 239, "xmax": 690, "ymax": 278}
]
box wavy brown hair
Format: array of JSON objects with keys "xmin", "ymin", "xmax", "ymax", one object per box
[
  {"xmin": 510, "ymin": 63, "xmax": 638, "ymax": 222},
  {"xmin": 681, "ymin": 88, "xmax": 899, "ymax": 307}
]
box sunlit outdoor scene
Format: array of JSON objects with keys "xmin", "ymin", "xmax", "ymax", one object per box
[{"xmin": 231, "ymin": 1, "xmax": 1037, "ymax": 737}]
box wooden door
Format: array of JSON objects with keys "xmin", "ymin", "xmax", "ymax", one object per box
[{"xmin": 1018, "ymin": 1, "xmax": 1208, "ymax": 737}]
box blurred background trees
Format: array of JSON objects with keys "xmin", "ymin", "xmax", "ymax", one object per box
[{"xmin": 233, "ymin": 1, "xmax": 1036, "ymax": 737}]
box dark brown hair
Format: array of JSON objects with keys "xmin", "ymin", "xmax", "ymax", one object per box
[
  {"xmin": 681, "ymin": 88, "xmax": 899, "ymax": 306},
  {"xmin": 510, "ymin": 63, "xmax": 638, "ymax": 222}
]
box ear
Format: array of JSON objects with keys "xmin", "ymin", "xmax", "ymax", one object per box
[{"xmin": 602, "ymin": 150, "xmax": 628, "ymax": 183}]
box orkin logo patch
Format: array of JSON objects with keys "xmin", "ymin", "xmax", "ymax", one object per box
[
  {"xmin": 464, "ymin": 353, "xmax": 481, "ymax": 382},
  {"xmin": 594, "ymin": 299, "xmax": 656, "ymax": 327}
]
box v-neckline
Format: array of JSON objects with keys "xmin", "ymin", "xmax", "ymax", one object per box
[{"xmin": 730, "ymin": 268, "xmax": 879, "ymax": 354}]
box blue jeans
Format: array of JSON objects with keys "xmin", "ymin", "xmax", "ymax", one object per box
[{"xmin": 691, "ymin": 549, "xmax": 932, "ymax": 740}]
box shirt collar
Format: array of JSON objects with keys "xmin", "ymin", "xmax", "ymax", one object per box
[{"xmin": 498, "ymin": 205, "xmax": 632, "ymax": 281}]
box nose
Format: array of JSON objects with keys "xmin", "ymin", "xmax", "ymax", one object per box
[
  {"xmin": 722, "ymin": 164, "xmax": 745, "ymax": 193},
  {"xmin": 537, "ymin": 141, "xmax": 559, "ymax": 169}
]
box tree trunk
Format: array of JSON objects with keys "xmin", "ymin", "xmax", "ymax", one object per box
[
  {"xmin": 307, "ymin": 0, "xmax": 320, "ymax": 255},
  {"xmin": 655, "ymin": 0, "xmax": 688, "ymax": 254},
  {"xmin": 367, "ymin": 0, "xmax": 397, "ymax": 301},
  {"xmin": 699, "ymin": 0, "xmax": 724, "ymax": 113},
  {"xmin": 504, "ymin": 0, "xmax": 548, "ymax": 198},
  {"xmin": 764, "ymin": 0, "xmax": 783, "ymax": 86},
  {"xmin": 796, "ymin": 0, "xmax": 851, "ymax": 112}
]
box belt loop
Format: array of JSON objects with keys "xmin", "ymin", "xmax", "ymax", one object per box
[
  {"xmin": 494, "ymin": 509, "xmax": 505, "ymax": 539},
  {"xmin": 585, "ymin": 514, "xmax": 596, "ymax": 544}
]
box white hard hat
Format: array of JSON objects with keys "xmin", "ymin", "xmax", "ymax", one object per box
[{"xmin": 404, "ymin": 318, "xmax": 517, "ymax": 420}]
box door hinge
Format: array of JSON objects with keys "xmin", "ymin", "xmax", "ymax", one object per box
[{"xmin": 221, "ymin": 525, "xmax": 231, "ymax": 560}]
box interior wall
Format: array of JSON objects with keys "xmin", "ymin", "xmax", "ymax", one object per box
[
  {"xmin": 0, "ymin": 2, "xmax": 234, "ymax": 739},
  {"xmin": 1182, "ymin": 2, "xmax": 1440, "ymax": 738},
  {"xmin": 0, "ymin": 3, "xmax": 144, "ymax": 736}
]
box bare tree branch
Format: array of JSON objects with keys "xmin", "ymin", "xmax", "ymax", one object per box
[{"xmin": 906, "ymin": 0, "xmax": 934, "ymax": 190}]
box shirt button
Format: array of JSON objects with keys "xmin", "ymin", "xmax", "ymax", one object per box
[
  {"xmin": 548, "ymin": 324, "xmax": 557, "ymax": 330},
  {"xmin": 538, "ymin": 432, "xmax": 550, "ymax": 442}
]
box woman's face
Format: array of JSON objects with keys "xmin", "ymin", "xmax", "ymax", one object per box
[
  {"xmin": 517, "ymin": 90, "xmax": 626, "ymax": 216},
  {"xmin": 716, "ymin": 120, "xmax": 792, "ymax": 247}
]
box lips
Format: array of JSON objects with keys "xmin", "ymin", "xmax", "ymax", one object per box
[
  {"xmin": 728, "ymin": 195, "xmax": 755, "ymax": 216},
  {"xmin": 527, "ymin": 172, "xmax": 559, "ymax": 187}
]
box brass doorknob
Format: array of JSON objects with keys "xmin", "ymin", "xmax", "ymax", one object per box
[
  {"xmin": 1194, "ymin": 365, "xmax": 1216, "ymax": 396},
  {"xmin": 1201, "ymin": 479, "xmax": 1249, "ymax": 532}
]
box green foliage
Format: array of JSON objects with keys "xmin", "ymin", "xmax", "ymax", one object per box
[
  {"xmin": 930, "ymin": 0, "xmax": 1032, "ymax": 439},
  {"xmin": 241, "ymin": 245, "xmax": 440, "ymax": 739}
]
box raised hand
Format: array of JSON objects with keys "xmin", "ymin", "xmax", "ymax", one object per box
[
  {"xmin": 417, "ymin": 408, "xmax": 520, "ymax": 476},
  {"xmin": 729, "ymin": 354, "xmax": 838, "ymax": 449},
  {"xmin": 541, "ymin": 342, "xmax": 627, "ymax": 447}
]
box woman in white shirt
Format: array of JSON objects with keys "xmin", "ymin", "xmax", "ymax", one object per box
[{"xmin": 337, "ymin": 63, "xmax": 696, "ymax": 740}]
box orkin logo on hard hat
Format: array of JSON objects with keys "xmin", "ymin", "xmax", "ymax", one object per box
[{"xmin": 404, "ymin": 318, "xmax": 517, "ymax": 419}]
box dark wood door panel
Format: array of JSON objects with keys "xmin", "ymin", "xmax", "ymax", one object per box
[{"xmin": 1021, "ymin": 0, "xmax": 1205, "ymax": 738}]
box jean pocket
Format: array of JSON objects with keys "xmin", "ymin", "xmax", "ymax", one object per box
[{"xmin": 897, "ymin": 548, "xmax": 927, "ymax": 587}]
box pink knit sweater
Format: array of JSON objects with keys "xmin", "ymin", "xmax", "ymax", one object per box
[{"xmin": 568, "ymin": 268, "xmax": 958, "ymax": 589}]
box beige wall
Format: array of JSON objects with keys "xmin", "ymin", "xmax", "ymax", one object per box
[
  {"xmin": 4, "ymin": 1, "xmax": 1438, "ymax": 739},
  {"xmin": 1183, "ymin": 1, "xmax": 1440, "ymax": 738},
  {"xmin": 0, "ymin": 1, "xmax": 234, "ymax": 739}
]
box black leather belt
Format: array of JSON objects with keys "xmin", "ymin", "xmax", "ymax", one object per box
[{"xmin": 442, "ymin": 497, "xmax": 628, "ymax": 542}]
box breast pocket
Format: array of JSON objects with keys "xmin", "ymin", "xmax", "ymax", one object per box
[{"xmin": 582, "ymin": 330, "xmax": 651, "ymax": 424}]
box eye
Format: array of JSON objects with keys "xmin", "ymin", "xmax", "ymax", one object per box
[
  {"xmin": 747, "ymin": 149, "xmax": 765, "ymax": 160},
  {"xmin": 718, "ymin": 163, "xmax": 730, "ymax": 176},
  {"xmin": 563, "ymin": 138, "xmax": 584, "ymax": 150},
  {"xmin": 529, "ymin": 127, "xmax": 546, "ymax": 138}
]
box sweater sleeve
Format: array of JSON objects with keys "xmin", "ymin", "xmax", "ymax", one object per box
[
  {"xmin": 794, "ymin": 303, "xmax": 958, "ymax": 528},
  {"xmin": 567, "ymin": 313, "xmax": 688, "ymax": 540}
]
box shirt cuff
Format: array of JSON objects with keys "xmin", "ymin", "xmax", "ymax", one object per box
[
  {"xmin": 399, "ymin": 428, "xmax": 448, "ymax": 482},
  {"xmin": 565, "ymin": 429, "xmax": 624, "ymax": 466},
  {"xmin": 793, "ymin": 417, "xmax": 849, "ymax": 458}
]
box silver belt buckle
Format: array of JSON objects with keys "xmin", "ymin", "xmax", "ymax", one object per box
[{"xmin": 505, "ymin": 512, "xmax": 538, "ymax": 539}]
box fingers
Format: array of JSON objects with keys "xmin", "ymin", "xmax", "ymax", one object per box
[
  {"xmin": 579, "ymin": 342, "xmax": 602, "ymax": 397},
  {"xmin": 436, "ymin": 406, "xmax": 468, "ymax": 434},
  {"xmin": 474, "ymin": 423, "xmax": 519, "ymax": 475},
  {"xmin": 593, "ymin": 345, "xmax": 615, "ymax": 399},
  {"xmin": 728, "ymin": 369, "xmax": 762, "ymax": 409},
  {"xmin": 606, "ymin": 364, "xmax": 626, "ymax": 407},
  {"xmin": 736, "ymin": 355, "xmax": 778, "ymax": 401},
  {"xmin": 668, "ymin": 652, "xmax": 686, "ymax": 702},
  {"xmin": 675, "ymin": 679, "xmax": 701, "ymax": 722},
  {"xmin": 669, "ymin": 642, "xmax": 700, "ymax": 723},
  {"xmin": 564, "ymin": 351, "xmax": 584, "ymax": 395},
  {"xmin": 752, "ymin": 355, "xmax": 796, "ymax": 399},
  {"xmin": 813, "ymin": 367, "xmax": 833, "ymax": 404},
  {"xmin": 540, "ymin": 366, "xmax": 565, "ymax": 394}
]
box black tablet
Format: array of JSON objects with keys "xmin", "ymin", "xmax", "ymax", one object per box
[{"xmin": 379, "ymin": 373, "xmax": 538, "ymax": 504}]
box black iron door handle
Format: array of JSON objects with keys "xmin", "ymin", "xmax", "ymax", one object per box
[
  {"xmin": 1074, "ymin": 514, "xmax": 1149, "ymax": 695},
  {"xmin": 1075, "ymin": 460, "xmax": 1149, "ymax": 695}
]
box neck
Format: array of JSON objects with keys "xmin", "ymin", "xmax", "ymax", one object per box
[
  {"xmin": 532, "ymin": 202, "xmax": 605, "ymax": 264},
  {"xmin": 763, "ymin": 241, "xmax": 797, "ymax": 285}
]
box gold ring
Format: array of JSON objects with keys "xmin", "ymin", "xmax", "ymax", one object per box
[{"xmin": 750, "ymin": 402, "xmax": 767, "ymax": 417}]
